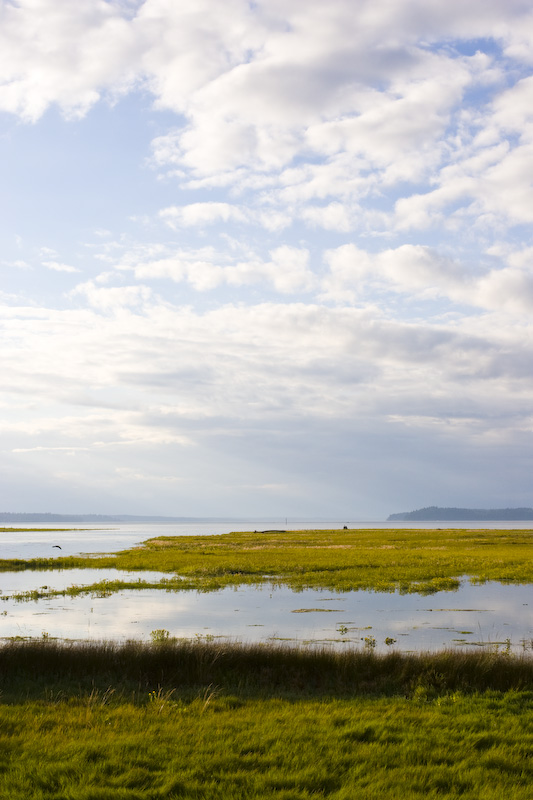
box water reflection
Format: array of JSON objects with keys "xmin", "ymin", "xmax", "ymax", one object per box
[
  {"xmin": 1, "ymin": 524, "xmax": 532, "ymax": 652},
  {"xmin": 1, "ymin": 577, "xmax": 531, "ymax": 653}
]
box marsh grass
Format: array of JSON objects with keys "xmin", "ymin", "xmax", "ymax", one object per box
[
  {"xmin": 1, "ymin": 639, "xmax": 533, "ymax": 798},
  {"xmin": 2, "ymin": 530, "xmax": 533, "ymax": 796},
  {"xmin": 2, "ymin": 527, "xmax": 532, "ymax": 595},
  {"xmin": 1, "ymin": 637, "xmax": 532, "ymax": 700},
  {"xmin": 3, "ymin": 576, "xmax": 197, "ymax": 603}
]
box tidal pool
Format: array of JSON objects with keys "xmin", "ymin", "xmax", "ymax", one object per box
[{"xmin": 0, "ymin": 571, "xmax": 531, "ymax": 653}]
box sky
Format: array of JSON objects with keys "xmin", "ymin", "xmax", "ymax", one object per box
[{"xmin": 0, "ymin": 0, "xmax": 532, "ymax": 520}]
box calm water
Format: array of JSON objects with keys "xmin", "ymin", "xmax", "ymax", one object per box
[
  {"xmin": 1, "ymin": 522, "xmax": 532, "ymax": 652},
  {"xmin": 0, "ymin": 574, "xmax": 531, "ymax": 653}
]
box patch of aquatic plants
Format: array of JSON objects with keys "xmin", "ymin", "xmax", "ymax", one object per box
[
  {"xmin": 0, "ymin": 527, "xmax": 81, "ymax": 533},
  {"xmin": 1, "ymin": 528, "xmax": 533, "ymax": 596},
  {"xmin": 0, "ymin": 555, "xmax": 117, "ymax": 572},
  {"xmin": 3, "ymin": 576, "xmax": 200, "ymax": 603},
  {"xmin": 1, "ymin": 640, "xmax": 533, "ymax": 798}
]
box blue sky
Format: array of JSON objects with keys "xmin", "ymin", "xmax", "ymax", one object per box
[{"xmin": 1, "ymin": 0, "xmax": 532, "ymax": 519}]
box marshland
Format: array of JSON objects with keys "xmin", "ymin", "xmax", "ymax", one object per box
[{"xmin": 1, "ymin": 524, "xmax": 533, "ymax": 797}]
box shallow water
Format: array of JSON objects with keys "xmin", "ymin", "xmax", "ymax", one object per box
[
  {"xmin": 1, "ymin": 573, "xmax": 531, "ymax": 653},
  {"xmin": 1, "ymin": 524, "xmax": 532, "ymax": 652}
]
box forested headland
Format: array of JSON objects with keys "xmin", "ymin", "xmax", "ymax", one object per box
[{"xmin": 388, "ymin": 506, "xmax": 533, "ymax": 521}]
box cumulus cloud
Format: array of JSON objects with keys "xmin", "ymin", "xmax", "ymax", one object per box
[
  {"xmin": 129, "ymin": 244, "xmax": 314, "ymax": 293},
  {"xmin": 0, "ymin": 0, "xmax": 138, "ymax": 121},
  {"xmin": 2, "ymin": 0, "xmax": 532, "ymax": 240},
  {"xmin": 2, "ymin": 1, "xmax": 533, "ymax": 514},
  {"xmin": 322, "ymin": 243, "xmax": 533, "ymax": 314},
  {"xmin": 300, "ymin": 202, "xmax": 355, "ymax": 232}
]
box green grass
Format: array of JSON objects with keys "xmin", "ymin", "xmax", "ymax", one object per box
[
  {"xmin": 0, "ymin": 530, "xmax": 533, "ymax": 800},
  {"xmin": 3, "ymin": 692, "xmax": 533, "ymax": 799},
  {"xmin": 2, "ymin": 527, "xmax": 533, "ymax": 595},
  {"xmin": 1, "ymin": 639, "xmax": 533, "ymax": 798},
  {"xmin": 2, "ymin": 529, "xmax": 533, "ymax": 796}
]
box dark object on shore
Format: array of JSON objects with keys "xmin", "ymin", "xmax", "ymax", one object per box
[
  {"xmin": 255, "ymin": 530, "xmax": 286, "ymax": 534},
  {"xmin": 388, "ymin": 506, "xmax": 533, "ymax": 521}
]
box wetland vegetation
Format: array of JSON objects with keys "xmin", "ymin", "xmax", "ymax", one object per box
[
  {"xmin": 2, "ymin": 527, "xmax": 533, "ymax": 596},
  {"xmin": 2, "ymin": 527, "xmax": 533, "ymax": 797},
  {"xmin": 1, "ymin": 638, "xmax": 533, "ymax": 798}
]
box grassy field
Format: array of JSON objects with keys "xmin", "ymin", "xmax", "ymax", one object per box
[
  {"xmin": 1, "ymin": 529, "xmax": 533, "ymax": 796},
  {"xmin": 2, "ymin": 527, "xmax": 533, "ymax": 596},
  {"xmin": 1, "ymin": 639, "xmax": 533, "ymax": 799}
]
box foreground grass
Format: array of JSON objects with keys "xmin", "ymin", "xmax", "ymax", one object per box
[
  {"xmin": 2, "ymin": 527, "xmax": 533, "ymax": 594},
  {"xmin": 1, "ymin": 640, "xmax": 533, "ymax": 799}
]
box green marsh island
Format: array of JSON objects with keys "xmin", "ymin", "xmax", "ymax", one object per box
[
  {"xmin": 4, "ymin": 525, "xmax": 533, "ymax": 596},
  {"xmin": 1, "ymin": 527, "xmax": 533, "ymax": 798}
]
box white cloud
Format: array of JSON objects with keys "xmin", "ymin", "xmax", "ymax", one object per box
[
  {"xmin": 1, "ymin": 0, "xmax": 531, "ymax": 125},
  {"xmin": 4, "ymin": 409, "xmax": 193, "ymax": 451},
  {"xmin": 262, "ymin": 246, "xmax": 314, "ymax": 293},
  {"xmin": 70, "ymin": 280, "xmax": 153, "ymax": 311},
  {"xmin": 159, "ymin": 202, "xmax": 248, "ymax": 228},
  {"xmin": 301, "ymin": 202, "xmax": 354, "ymax": 232},
  {"xmin": 2, "ymin": 259, "xmax": 30, "ymax": 270},
  {"xmin": 42, "ymin": 260, "xmax": 80, "ymax": 273},
  {"xmin": 488, "ymin": 75, "xmax": 533, "ymax": 139},
  {"xmin": 475, "ymin": 267, "xmax": 533, "ymax": 314},
  {"xmin": 2, "ymin": 1, "xmax": 533, "ymax": 514},
  {"xmin": 479, "ymin": 144, "xmax": 533, "ymax": 225},
  {"xmin": 2, "ymin": 0, "xmax": 532, "ymax": 235},
  {"xmin": 322, "ymin": 243, "xmax": 533, "ymax": 314},
  {"xmin": 129, "ymin": 244, "xmax": 314, "ymax": 294},
  {"xmin": 1, "ymin": 290, "xmax": 531, "ymax": 514},
  {"xmin": 505, "ymin": 246, "xmax": 533, "ymax": 269},
  {"xmin": 226, "ymin": 246, "xmax": 315, "ymax": 293},
  {"xmin": 0, "ymin": 0, "xmax": 138, "ymax": 121},
  {"xmin": 2, "ymin": 298, "xmax": 530, "ymax": 426}
]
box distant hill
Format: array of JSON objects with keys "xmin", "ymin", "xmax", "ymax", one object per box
[{"xmin": 388, "ymin": 506, "xmax": 533, "ymax": 521}]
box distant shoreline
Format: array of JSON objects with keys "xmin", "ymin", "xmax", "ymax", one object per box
[
  {"xmin": 2, "ymin": 509, "xmax": 532, "ymax": 524},
  {"xmin": 0, "ymin": 513, "xmax": 266, "ymax": 524},
  {"xmin": 0, "ymin": 513, "xmax": 368, "ymax": 524}
]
